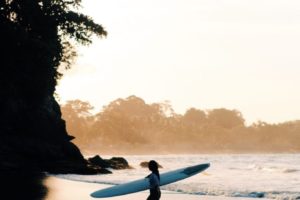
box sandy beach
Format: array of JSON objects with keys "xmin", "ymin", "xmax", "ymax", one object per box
[{"xmin": 44, "ymin": 176, "xmax": 271, "ymax": 200}]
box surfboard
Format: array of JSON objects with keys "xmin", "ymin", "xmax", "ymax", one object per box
[{"xmin": 90, "ymin": 163, "xmax": 210, "ymax": 198}]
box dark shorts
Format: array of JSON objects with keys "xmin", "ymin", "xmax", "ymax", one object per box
[{"xmin": 147, "ymin": 188, "xmax": 161, "ymax": 200}]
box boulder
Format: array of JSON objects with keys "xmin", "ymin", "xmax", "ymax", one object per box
[
  {"xmin": 88, "ymin": 155, "xmax": 132, "ymax": 170},
  {"xmin": 106, "ymin": 157, "xmax": 133, "ymax": 170},
  {"xmin": 88, "ymin": 155, "xmax": 110, "ymax": 169}
]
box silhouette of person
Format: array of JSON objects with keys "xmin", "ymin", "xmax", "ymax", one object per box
[{"xmin": 146, "ymin": 160, "xmax": 161, "ymax": 200}]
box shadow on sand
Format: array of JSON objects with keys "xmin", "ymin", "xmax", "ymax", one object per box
[{"xmin": 0, "ymin": 171, "xmax": 48, "ymax": 200}]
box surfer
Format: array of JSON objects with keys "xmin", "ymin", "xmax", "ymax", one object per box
[{"xmin": 146, "ymin": 160, "xmax": 161, "ymax": 200}]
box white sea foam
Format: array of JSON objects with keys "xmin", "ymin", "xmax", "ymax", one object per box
[{"xmin": 54, "ymin": 154, "xmax": 300, "ymax": 200}]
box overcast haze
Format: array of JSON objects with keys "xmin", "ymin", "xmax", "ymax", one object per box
[{"xmin": 56, "ymin": 0, "xmax": 300, "ymax": 124}]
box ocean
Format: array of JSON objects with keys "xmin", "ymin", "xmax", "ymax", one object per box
[{"xmin": 55, "ymin": 154, "xmax": 300, "ymax": 200}]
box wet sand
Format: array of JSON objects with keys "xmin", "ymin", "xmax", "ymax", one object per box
[{"xmin": 44, "ymin": 176, "xmax": 271, "ymax": 200}]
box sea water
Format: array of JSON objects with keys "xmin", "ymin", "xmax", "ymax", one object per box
[{"xmin": 56, "ymin": 154, "xmax": 300, "ymax": 200}]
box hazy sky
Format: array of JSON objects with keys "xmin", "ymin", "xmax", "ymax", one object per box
[{"xmin": 56, "ymin": 0, "xmax": 300, "ymax": 124}]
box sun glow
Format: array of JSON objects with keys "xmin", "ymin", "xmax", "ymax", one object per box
[{"xmin": 56, "ymin": 0, "xmax": 300, "ymax": 124}]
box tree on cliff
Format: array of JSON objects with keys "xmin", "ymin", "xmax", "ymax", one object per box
[
  {"xmin": 0, "ymin": 0, "xmax": 107, "ymax": 175},
  {"xmin": 0, "ymin": 0, "xmax": 106, "ymax": 104}
]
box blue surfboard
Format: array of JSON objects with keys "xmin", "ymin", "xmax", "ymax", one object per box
[{"xmin": 91, "ymin": 163, "xmax": 210, "ymax": 198}]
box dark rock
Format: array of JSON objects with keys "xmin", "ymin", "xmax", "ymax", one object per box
[
  {"xmin": 140, "ymin": 161, "xmax": 163, "ymax": 168},
  {"xmin": 105, "ymin": 157, "xmax": 133, "ymax": 170},
  {"xmin": 249, "ymin": 192, "xmax": 265, "ymax": 198},
  {"xmin": 98, "ymin": 168, "xmax": 113, "ymax": 174},
  {"xmin": 88, "ymin": 155, "xmax": 111, "ymax": 169},
  {"xmin": 0, "ymin": 95, "xmax": 106, "ymax": 175},
  {"xmin": 88, "ymin": 155, "xmax": 132, "ymax": 170}
]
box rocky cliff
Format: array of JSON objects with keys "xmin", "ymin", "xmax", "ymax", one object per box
[
  {"xmin": 0, "ymin": 0, "xmax": 107, "ymax": 174},
  {"xmin": 0, "ymin": 95, "xmax": 100, "ymax": 174}
]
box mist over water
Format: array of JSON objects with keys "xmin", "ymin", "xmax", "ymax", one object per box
[{"xmin": 56, "ymin": 154, "xmax": 300, "ymax": 200}]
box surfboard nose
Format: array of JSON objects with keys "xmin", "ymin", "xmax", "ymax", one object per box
[
  {"xmin": 90, "ymin": 192, "xmax": 98, "ymax": 198},
  {"xmin": 182, "ymin": 163, "xmax": 210, "ymax": 176}
]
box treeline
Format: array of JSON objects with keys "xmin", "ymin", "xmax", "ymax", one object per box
[{"xmin": 61, "ymin": 95, "xmax": 300, "ymax": 154}]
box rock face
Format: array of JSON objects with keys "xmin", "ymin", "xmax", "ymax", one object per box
[
  {"xmin": 0, "ymin": 96, "xmax": 101, "ymax": 174},
  {"xmin": 0, "ymin": 0, "xmax": 108, "ymax": 175}
]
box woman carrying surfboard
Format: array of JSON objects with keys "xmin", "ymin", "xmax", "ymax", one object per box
[
  {"xmin": 147, "ymin": 160, "xmax": 161, "ymax": 200},
  {"xmin": 90, "ymin": 163, "xmax": 210, "ymax": 198}
]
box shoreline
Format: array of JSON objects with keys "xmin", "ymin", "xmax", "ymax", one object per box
[
  {"xmin": 44, "ymin": 176, "xmax": 272, "ymax": 200},
  {"xmin": 82, "ymin": 151, "xmax": 300, "ymax": 157}
]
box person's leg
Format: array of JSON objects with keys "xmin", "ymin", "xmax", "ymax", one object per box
[{"xmin": 148, "ymin": 189, "xmax": 160, "ymax": 200}]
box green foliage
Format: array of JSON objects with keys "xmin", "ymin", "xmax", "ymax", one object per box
[{"xmin": 0, "ymin": 0, "xmax": 106, "ymax": 105}]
